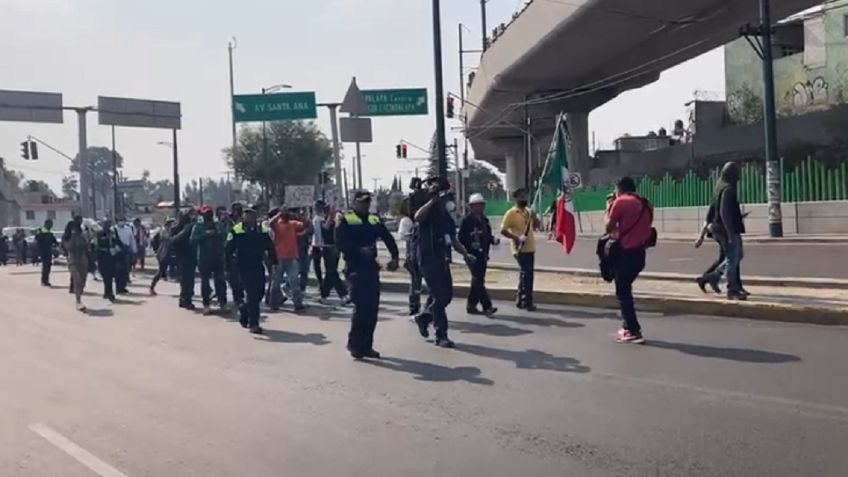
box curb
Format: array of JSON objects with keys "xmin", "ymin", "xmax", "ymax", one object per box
[
  {"xmin": 577, "ymin": 234, "xmax": 848, "ymax": 245},
  {"xmin": 377, "ymin": 280, "xmax": 848, "ymax": 327},
  {"xmin": 486, "ymin": 263, "xmax": 848, "ymax": 290}
]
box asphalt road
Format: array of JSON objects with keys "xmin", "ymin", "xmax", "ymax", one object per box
[
  {"xmin": 487, "ymin": 237, "xmax": 848, "ymax": 278},
  {"xmin": 2, "ymin": 267, "xmax": 847, "ymax": 476}
]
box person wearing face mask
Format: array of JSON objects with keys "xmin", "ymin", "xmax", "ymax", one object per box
[
  {"xmin": 459, "ymin": 193, "xmax": 498, "ymax": 316},
  {"xmin": 501, "ymin": 188, "xmax": 539, "ymax": 311},
  {"xmin": 192, "ymin": 205, "xmax": 228, "ymax": 315},
  {"xmin": 92, "ymin": 218, "xmax": 121, "ymax": 302},
  {"xmin": 170, "ymin": 209, "xmax": 198, "ymax": 310},
  {"xmin": 413, "ymin": 177, "xmax": 476, "ymax": 349},
  {"xmin": 225, "ymin": 208, "xmax": 277, "ymax": 334}
]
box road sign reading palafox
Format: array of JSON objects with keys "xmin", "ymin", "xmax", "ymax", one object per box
[
  {"xmin": 0, "ymin": 90, "xmax": 64, "ymax": 123},
  {"xmin": 98, "ymin": 96, "xmax": 182, "ymax": 129},
  {"xmin": 361, "ymin": 88, "xmax": 428, "ymax": 116},
  {"xmin": 284, "ymin": 185, "xmax": 315, "ymax": 208},
  {"xmin": 233, "ymin": 92, "xmax": 317, "ymax": 122}
]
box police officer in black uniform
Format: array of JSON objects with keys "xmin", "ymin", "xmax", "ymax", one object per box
[
  {"xmin": 225, "ymin": 207, "xmax": 276, "ymax": 334},
  {"xmin": 335, "ymin": 191, "xmax": 400, "ymax": 360},
  {"xmin": 35, "ymin": 219, "xmax": 57, "ymax": 286},
  {"xmin": 93, "ymin": 218, "xmax": 121, "ymax": 302}
]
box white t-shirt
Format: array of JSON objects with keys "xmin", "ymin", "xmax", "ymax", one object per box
[
  {"xmin": 398, "ymin": 216, "xmax": 414, "ymax": 240},
  {"xmin": 312, "ymin": 216, "xmax": 325, "ymax": 247}
]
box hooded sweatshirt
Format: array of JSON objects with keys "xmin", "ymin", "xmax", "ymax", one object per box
[{"xmin": 716, "ymin": 162, "xmax": 746, "ymax": 236}]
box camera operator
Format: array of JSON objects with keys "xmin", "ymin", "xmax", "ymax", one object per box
[{"xmin": 413, "ymin": 176, "xmax": 476, "ymax": 349}]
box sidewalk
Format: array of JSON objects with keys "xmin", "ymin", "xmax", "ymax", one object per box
[{"xmin": 379, "ymin": 263, "xmax": 848, "ymax": 326}]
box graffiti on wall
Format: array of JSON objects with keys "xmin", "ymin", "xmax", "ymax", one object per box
[{"xmin": 790, "ymin": 76, "xmax": 829, "ymax": 108}]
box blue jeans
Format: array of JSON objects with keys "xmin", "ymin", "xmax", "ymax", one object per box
[
  {"xmin": 724, "ymin": 234, "xmax": 744, "ymax": 294},
  {"xmin": 271, "ymin": 259, "xmax": 302, "ymax": 307},
  {"xmin": 615, "ymin": 248, "xmax": 646, "ymax": 334}
]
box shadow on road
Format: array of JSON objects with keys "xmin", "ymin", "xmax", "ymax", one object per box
[
  {"xmin": 492, "ymin": 314, "xmax": 586, "ymax": 329},
  {"xmin": 365, "ymin": 357, "xmax": 494, "ymax": 386},
  {"xmin": 454, "ymin": 343, "xmax": 591, "ymax": 373},
  {"xmin": 451, "ymin": 320, "xmax": 534, "ymax": 337},
  {"xmin": 648, "ymin": 340, "xmax": 802, "ymax": 364},
  {"xmin": 85, "ymin": 308, "xmax": 114, "ymax": 318},
  {"xmin": 256, "ymin": 329, "xmax": 330, "ymax": 346},
  {"xmin": 112, "ymin": 298, "xmax": 145, "ymax": 306}
]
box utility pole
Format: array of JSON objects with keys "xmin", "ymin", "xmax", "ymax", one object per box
[
  {"xmin": 228, "ymin": 38, "xmax": 237, "ymax": 171},
  {"xmin": 74, "ymin": 108, "xmax": 94, "ymax": 219},
  {"xmin": 759, "ymin": 0, "xmax": 783, "ymax": 237},
  {"xmin": 319, "ymin": 103, "xmax": 344, "ymax": 206},
  {"xmin": 172, "ymin": 129, "xmax": 181, "ymax": 213},
  {"xmin": 111, "ymin": 125, "xmax": 120, "ymax": 219},
  {"xmin": 432, "ymin": 0, "xmax": 448, "ymax": 179},
  {"xmin": 480, "ymin": 0, "xmax": 489, "ymax": 51}
]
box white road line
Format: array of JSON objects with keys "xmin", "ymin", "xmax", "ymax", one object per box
[{"xmin": 29, "ymin": 423, "xmax": 129, "ymax": 477}]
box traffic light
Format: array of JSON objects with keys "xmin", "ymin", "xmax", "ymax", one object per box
[
  {"xmin": 446, "ymin": 96, "xmax": 455, "ymax": 118},
  {"xmin": 29, "ymin": 141, "xmax": 38, "ymax": 160},
  {"xmin": 402, "ymin": 143, "xmax": 408, "ymax": 158},
  {"xmin": 20, "ymin": 141, "xmax": 30, "ymax": 160},
  {"xmin": 396, "ymin": 144, "xmax": 402, "ymax": 159}
]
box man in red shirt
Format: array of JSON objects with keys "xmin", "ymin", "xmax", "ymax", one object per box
[
  {"xmin": 270, "ymin": 208, "xmax": 306, "ymax": 312},
  {"xmin": 606, "ymin": 177, "xmax": 654, "ymax": 344}
]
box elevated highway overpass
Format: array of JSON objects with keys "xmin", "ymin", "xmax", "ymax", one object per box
[{"xmin": 463, "ymin": 0, "xmax": 821, "ymax": 190}]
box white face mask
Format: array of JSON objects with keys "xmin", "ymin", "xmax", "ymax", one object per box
[{"xmin": 445, "ymin": 201, "xmax": 457, "ymax": 213}]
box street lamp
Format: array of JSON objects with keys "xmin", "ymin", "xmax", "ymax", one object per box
[{"xmin": 261, "ymin": 83, "xmax": 293, "ymax": 204}]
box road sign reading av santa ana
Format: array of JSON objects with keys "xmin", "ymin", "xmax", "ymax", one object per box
[
  {"xmin": 232, "ymin": 92, "xmax": 317, "ymax": 122},
  {"xmin": 361, "ymin": 88, "xmax": 428, "ymax": 116}
]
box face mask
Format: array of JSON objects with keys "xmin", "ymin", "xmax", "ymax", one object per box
[
  {"xmin": 445, "ymin": 201, "xmax": 457, "ymax": 213},
  {"xmin": 517, "ymin": 200, "xmax": 528, "ymax": 208}
]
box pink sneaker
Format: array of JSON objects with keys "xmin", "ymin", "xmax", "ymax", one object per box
[{"xmin": 616, "ymin": 329, "xmax": 645, "ymax": 344}]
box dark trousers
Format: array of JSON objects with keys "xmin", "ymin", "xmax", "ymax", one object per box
[
  {"xmin": 514, "ymin": 252, "xmax": 535, "ymax": 306},
  {"xmin": 467, "ymin": 255, "xmax": 492, "ymax": 311},
  {"xmin": 311, "ymin": 247, "xmax": 324, "ymax": 292},
  {"xmin": 97, "ymin": 253, "xmax": 115, "ymax": 299},
  {"xmin": 115, "ymin": 252, "xmax": 129, "ymax": 293},
  {"xmin": 405, "ymin": 258, "xmax": 423, "ymax": 314},
  {"xmin": 239, "ymin": 271, "xmax": 265, "ymax": 328},
  {"xmin": 200, "ymin": 263, "xmax": 227, "ymax": 307},
  {"xmin": 227, "ymin": 258, "xmax": 244, "ymax": 304},
  {"xmin": 150, "ymin": 256, "xmax": 171, "ymax": 290},
  {"xmin": 615, "ymin": 248, "xmax": 646, "ymax": 334},
  {"xmin": 703, "ymin": 240, "xmax": 727, "ymax": 276},
  {"xmin": 179, "ymin": 256, "xmax": 197, "ymax": 306},
  {"xmin": 40, "ymin": 255, "xmax": 52, "ymax": 285},
  {"xmin": 347, "ymin": 269, "xmax": 381, "ymax": 352},
  {"xmin": 298, "ymin": 249, "xmax": 310, "ymax": 292},
  {"xmin": 320, "ymin": 248, "xmax": 348, "ymax": 299},
  {"xmin": 421, "ymin": 262, "xmax": 454, "ymax": 340}
]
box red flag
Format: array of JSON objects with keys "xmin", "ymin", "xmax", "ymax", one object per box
[{"xmin": 555, "ymin": 195, "xmax": 576, "ymax": 254}]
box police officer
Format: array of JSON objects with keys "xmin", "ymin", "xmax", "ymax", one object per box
[
  {"xmin": 225, "ymin": 208, "xmax": 276, "ymax": 334},
  {"xmin": 335, "ymin": 191, "xmax": 399, "ymax": 360},
  {"xmin": 35, "ymin": 219, "xmax": 57, "ymax": 286},
  {"xmin": 93, "ymin": 218, "xmax": 121, "ymax": 302}
]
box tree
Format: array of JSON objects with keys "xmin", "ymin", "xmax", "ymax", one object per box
[
  {"xmin": 464, "ymin": 161, "xmax": 504, "ymax": 199},
  {"xmin": 228, "ymin": 121, "xmax": 333, "ymax": 203},
  {"xmin": 71, "ymin": 147, "xmax": 124, "ymax": 212},
  {"xmin": 183, "ymin": 177, "xmax": 236, "ymax": 207},
  {"xmin": 61, "ymin": 175, "xmax": 79, "ymax": 200},
  {"xmin": 25, "ymin": 179, "xmax": 53, "ymax": 194}
]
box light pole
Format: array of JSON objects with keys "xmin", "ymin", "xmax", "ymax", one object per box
[
  {"xmin": 261, "ymin": 83, "xmax": 292, "ymax": 204},
  {"xmin": 759, "ymin": 0, "xmax": 783, "ymax": 237},
  {"xmin": 228, "ymin": 38, "xmax": 238, "ymax": 170},
  {"xmin": 156, "ymin": 140, "xmax": 180, "ymax": 213},
  {"xmin": 432, "ymin": 0, "xmax": 448, "ymax": 179},
  {"xmin": 317, "ymin": 102, "xmax": 345, "ymax": 207}
]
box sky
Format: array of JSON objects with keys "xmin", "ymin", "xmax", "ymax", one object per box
[{"xmin": 0, "ymin": 0, "xmax": 725, "ymax": 194}]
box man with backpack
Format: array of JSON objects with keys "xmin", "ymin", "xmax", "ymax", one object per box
[{"xmin": 606, "ymin": 177, "xmax": 655, "ymax": 344}]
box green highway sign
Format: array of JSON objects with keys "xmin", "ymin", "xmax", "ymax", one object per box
[
  {"xmin": 361, "ymin": 88, "xmax": 428, "ymax": 116},
  {"xmin": 232, "ymin": 92, "xmax": 317, "ymax": 122}
]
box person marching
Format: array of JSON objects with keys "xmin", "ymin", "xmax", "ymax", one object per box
[
  {"xmin": 316, "ymin": 202, "xmax": 349, "ymax": 304},
  {"xmin": 221, "ymin": 203, "xmax": 245, "ymax": 308},
  {"xmin": 501, "ymin": 188, "xmax": 539, "ymax": 311},
  {"xmin": 225, "ymin": 208, "xmax": 276, "ymax": 334},
  {"xmin": 35, "ymin": 219, "xmax": 57, "ymax": 287},
  {"xmin": 335, "ymin": 191, "xmax": 399, "ymax": 359},
  {"xmin": 269, "ymin": 208, "xmax": 306, "ymax": 312},
  {"xmin": 459, "ymin": 193, "xmax": 498, "ymax": 316},
  {"xmin": 63, "ymin": 216, "xmax": 90, "ymax": 311},
  {"xmin": 92, "ymin": 218, "xmax": 121, "ymax": 302},
  {"xmin": 192, "ymin": 206, "xmax": 228, "ymax": 315},
  {"xmin": 149, "ymin": 218, "xmax": 175, "ymax": 295},
  {"xmin": 171, "ymin": 210, "xmax": 198, "ymax": 310}
]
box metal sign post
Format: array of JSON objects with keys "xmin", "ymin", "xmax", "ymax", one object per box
[{"xmin": 340, "ymin": 78, "xmax": 369, "ymax": 190}]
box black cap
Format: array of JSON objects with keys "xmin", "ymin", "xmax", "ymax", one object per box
[{"xmin": 353, "ymin": 191, "xmax": 373, "ymax": 202}]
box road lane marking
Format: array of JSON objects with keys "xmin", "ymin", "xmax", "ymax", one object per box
[{"xmin": 29, "ymin": 423, "xmax": 129, "ymax": 477}]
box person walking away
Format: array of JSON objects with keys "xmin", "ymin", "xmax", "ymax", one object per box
[
  {"xmin": 13, "ymin": 230, "xmax": 25, "ymax": 266},
  {"xmin": 500, "ymin": 188, "xmax": 539, "ymax": 311},
  {"xmin": 225, "ymin": 208, "xmax": 276, "ymax": 334},
  {"xmin": 221, "ymin": 203, "xmax": 245, "ymax": 308},
  {"xmin": 318, "ymin": 206, "xmax": 349, "ymax": 304},
  {"xmin": 132, "ymin": 218, "xmax": 149, "ymax": 271},
  {"xmin": 191, "ymin": 206, "xmax": 228, "ymax": 315},
  {"xmin": 0, "ymin": 234, "xmax": 8, "ymax": 266},
  {"xmin": 269, "ymin": 208, "xmax": 305, "ymax": 312},
  {"xmin": 335, "ymin": 191, "xmax": 399, "ymax": 359},
  {"xmin": 35, "ymin": 219, "xmax": 57, "ymax": 287},
  {"xmin": 170, "ymin": 210, "xmax": 198, "ymax": 310},
  {"xmin": 93, "ymin": 218, "xmax": 121, "ymax": 302},
  {"xmin": 296, "ymin": 209, "xmax": 313, "ymax": 294},
  {"xmin": 63, "ymin": 216, "xmax": 89, "ymax": 311},
  {"xmin": 715, "ymin": 161, "xmax": 748, "ymax": 301},
  {"xmin": 694, "ymin": 200, "xmax": 726, "ymax": 294},
  {"xmin": 149, "ymin": 218, "xmax": 175, "ymax": 295},
  {"xmin": 413, "ymin": 177, "xmax": 476, "ymax": 348},
  {"xmin": 460, "ymin": 193, "xmax": 498, "ymax": 316},
  {"xmin": 114, "ymin": 218, "xmax": 136, "ymax": 294},
  {"xmin": 398, "ymin": 200, "xmax": 422, "ymax": 315},
  {"xmin": 606, "ymin": 177, "xmax": 655, "ymax": 344},
  {"xmin": 310, "ymin": 201, "xmax": 327, "ymax": 297}
]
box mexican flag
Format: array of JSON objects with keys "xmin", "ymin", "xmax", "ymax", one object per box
[{"xmin": 542, "ymin": 116, "xmax": 576, "ymax": 254}]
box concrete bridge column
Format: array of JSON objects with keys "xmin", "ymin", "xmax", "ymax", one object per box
[
  {"xmin": 505, "ymin": 151, "xmax": 527, "ymax": 194},
  {"xmin": 566, "ymin": 112, "xmax": 590, "ymax": 176}
]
